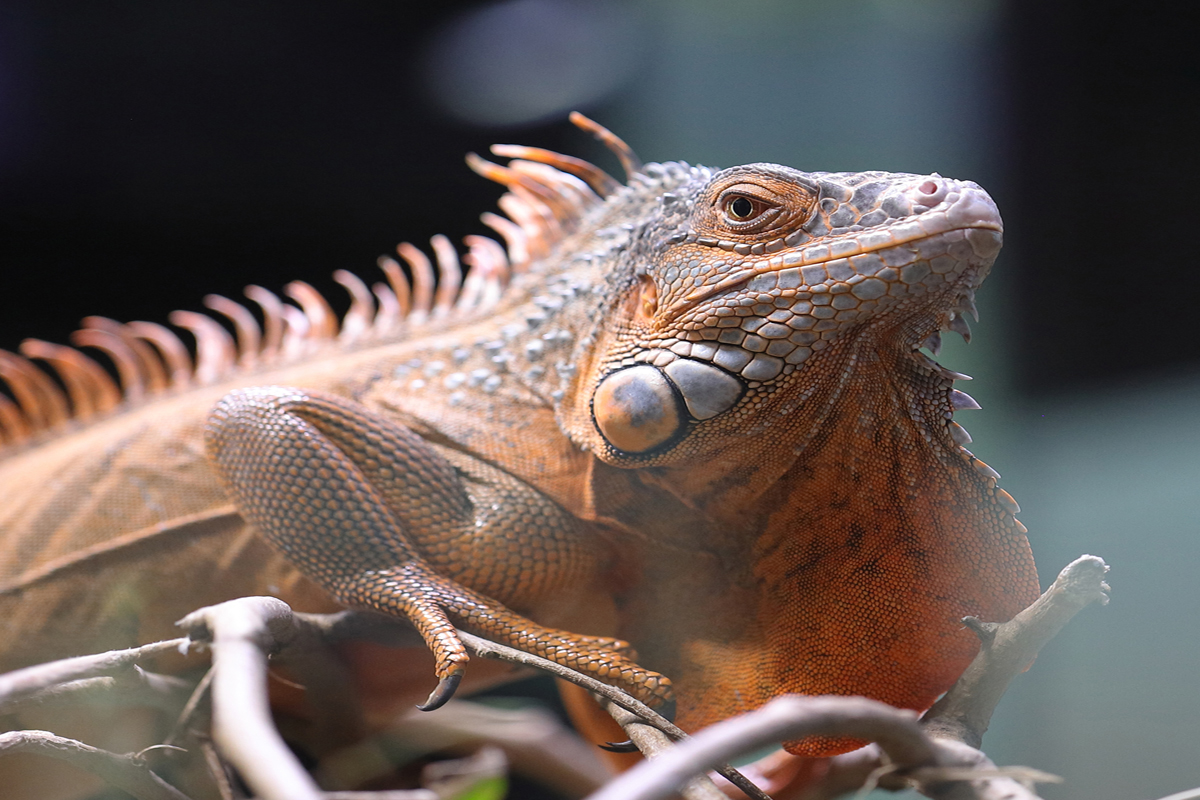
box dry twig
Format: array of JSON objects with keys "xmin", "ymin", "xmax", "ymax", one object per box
[
  {"xmin": 0, "ymin": 638, "xmax": 191, "ymax": 711},
  {"xmin": 0, "ymin": 668, "xmax": 192, "ymax": 714},
  {"xmin": 922, "ymin": 554, "xmax": 1110, "ymax": 748},
  {"xmin": 602, "ymin": 700, "xmax": 731, "ymax": 800},
  {"xmin": 292, "ymin": 612, "xmax": 770, "ymax": 799},
  {"xmin": 586, "ymin": 695, "xmax": 932, "ymax": 800},
  {"xmin": 0, "ymin": 730, "xmax": 192, "ymax": 800},
  {"xmin": 453, "ymin": 630, "xmax": 771, "ymax": 800},
  {"xmin": 177, "ymin": 596, "xmax": 322, "ymax": 800}
]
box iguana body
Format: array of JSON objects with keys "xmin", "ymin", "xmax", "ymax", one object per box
[{"xmin": 0, "ymin": 120, "xmax": 1038, "ymax": 758}]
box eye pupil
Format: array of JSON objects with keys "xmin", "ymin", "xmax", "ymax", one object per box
[{"xmin": 729, "ymin": 196, "xmax": 754, "ymax": 219}]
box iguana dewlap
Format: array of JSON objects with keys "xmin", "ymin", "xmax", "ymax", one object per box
[{"xmin": 0, "ymin": 119, "xmax": 1038, "ymax": 757}]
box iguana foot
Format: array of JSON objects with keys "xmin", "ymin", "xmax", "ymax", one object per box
[{"xmin": 346, "ymin": 559, "xmax": 672, "ymax": 708}]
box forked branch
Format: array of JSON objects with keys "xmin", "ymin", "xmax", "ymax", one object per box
[
  {"xmin": 0, "ymin": 730, "xmax": 191, "ymax": 800},
  {"xmin": 922, "ymin": 554, "xmax": 1110, "ymax": 747}
]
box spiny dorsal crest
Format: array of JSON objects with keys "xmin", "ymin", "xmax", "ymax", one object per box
[{"xmin": 0, "ymin": 114, "xmax": 640, "ymax": 453}]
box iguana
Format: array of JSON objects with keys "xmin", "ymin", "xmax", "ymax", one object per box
[{"xmin": 0, "ymin": 115, "xmax": 1038, "ymax": 762}]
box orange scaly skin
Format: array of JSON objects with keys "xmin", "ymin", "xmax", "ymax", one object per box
[{"xmin": 0, "ymin": 124, "xmax": 1038, "ymax": 760}]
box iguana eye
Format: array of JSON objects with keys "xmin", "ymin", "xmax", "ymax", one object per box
[
  {"xmin": 715, "ymin": 186, "xmax": 781, "ymax": 231},
  {"xmin": 723, "ymin": 194, "xmax": 768, "ymax": 222},
  {"xmin": 728, "ymin": 196, "xmax": 755, "ymax": 219},
  {"xmin": 698, "ymin": 171, "xmax": 817, "ymax": 240}
]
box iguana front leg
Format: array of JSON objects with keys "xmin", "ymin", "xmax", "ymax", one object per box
[{"xmin": 204, "ymin": 385, "xmax": 672, "ymax": 709}]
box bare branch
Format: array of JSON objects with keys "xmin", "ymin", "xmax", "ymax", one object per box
[
  {"xmin": 1153, "ymin": 788, "xmax": 1200, "ymax": 800},
  {"xmin": 0, "ymin": 729, "xmax": 192, "ymax": 800},
  {"xmin": 166, "ymin": 667, "xmax": 215, "ymax": 747},
  {"xmin": 0, "ymin": 554, "xmax": 1106, "ymax": 800},
  {"xmin": 585, "ymin": 695, "xmax": 936, "ymax": 800},
  {"xmin": 456, "ymin": 629, "xmax": 680, "ymax": 735},
  {"xmin": 923, "ymin": 555, "xmax": 1110, "ymax": 748},
  {"xmin": 337, "ymin": 700, "xmax": 612, "ymax": 797},
  {"xmin": 177, "ymin": 596, "xmax": 322, "ymax": 800},
  {"xmin": 583, "ymin": 696, "xmax": 1065, "ymax": 800},
  {"xmin": 1, "ymin": 668, "xmax": 192, "ymax": 713},
  {"xmin": 809, "ymin": 741, "xmax": 1053, "ymax": 800},
  {"xmin": 0, "ymin": 638, "xmax": 191, "ymax": 710},
  {"xmin": 603, "ymin": 700, "xmax": 730, "ymax": 800},
  {"xmin": 908, "ymin": 739, "xmax": 1059, "ymax": 800},
  {"xmin": 451, "ymin": 628, "xmax": 772, "ymax": 799},
  {"xmin": 200, "ymin": 739, "xmax": 238, "ymax": 800}
]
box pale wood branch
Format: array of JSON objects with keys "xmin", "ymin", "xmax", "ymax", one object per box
[
  {"xmin": 177, "ymin": 596, "xmax": 322, "ymax": 800},
  {"xmin": 449, "ymin": 628, "xmax": 770, "ymax": 800},
  {"xmin": 922, "ymin": 554, "xmax": 1110, "ymax": 748},
  {"xmin": 791, "ymin": 737, "xmax": 1057, "ymax": 800},
  {"xmin": 303, "ymin": 612, "xmax": 771, "ymax": 800},
  {"xmin": 0, "ymin": 638, "xmax": 191, "ymax": 711},
  {"xmin": 0, "ymin": 668, "xmax": 191, "ymax": 713},
  {"xmin": 1153, "ymin": 787, "xmax": 1200, "ymax": 800},
  {"xmin": 603, "ymin": 700, "xmax": 731, "ymax": 800},
  {"xmin": 165, "ymin": 666, "xmax": 214, "ymax": 747},
  {"xmin": 177, "ymin": 601, "xmax": 627, "ymax": 800},
  {"xmin": 586, "ymin": 696, "xmax": 1056, "ymax": 800},
  {"xmin": 586, "ymin": 696, "xmax": 932, "ymax": 800},
  {"xmin": 0, "ymin": 729, "xmax": 192, "ymax": 800}
]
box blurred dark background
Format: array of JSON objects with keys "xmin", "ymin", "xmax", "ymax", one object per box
[{"xmin": 0, "ymin": 1, "xmax": 1197, "ymax": 798}]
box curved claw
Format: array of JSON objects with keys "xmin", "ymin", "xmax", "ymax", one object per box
[
  {"xmin": 416, "ymin": 673, "xmax": 462, "ymax": 711},
  {"xmin": 598, "ymin": 739, "xmax": 639, "ymax": 753}
]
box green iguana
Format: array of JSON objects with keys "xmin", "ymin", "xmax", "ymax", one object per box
[{"xmin": 0, "ymin": 115, "xmax": 1038, "ymax": 766}]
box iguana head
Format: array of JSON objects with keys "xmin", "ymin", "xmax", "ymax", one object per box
[{"xmin": 563, "ymin": 161, "xmax": 1000, "ymax": 478}]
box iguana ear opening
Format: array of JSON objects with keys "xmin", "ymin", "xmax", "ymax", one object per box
[{"xmin": 632, "ymin": 274, "xmax": 658, "ymax": 326}]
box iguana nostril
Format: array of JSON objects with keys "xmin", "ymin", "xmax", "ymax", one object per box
[
  {"xmin": 918, "ymin": 180, "xmax": 940, "ymax": 196},
  {"xmin": 592, "ymin": 366, "xmax": 681, "ymax": 454}
]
